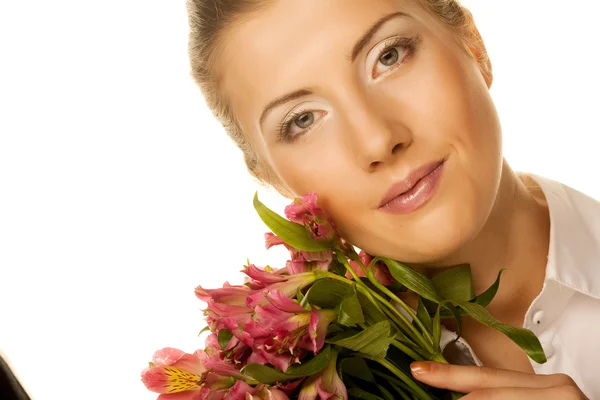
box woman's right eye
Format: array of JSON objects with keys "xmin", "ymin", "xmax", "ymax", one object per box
[{"xmin": 277, "ymin": 109, "xmax": 326, "ymax": 143}]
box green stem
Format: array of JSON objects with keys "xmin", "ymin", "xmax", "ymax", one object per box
[
  {"xmin": 336, "ymin": 255, "xmax": 433, "ymax": 353},
  {"xmin": 324, "ymin": 271, "xmax": 420, "ymax": 345},
  {"xmin": 332, "ymin": 256, "xmax": 435, "ymax": 354},
  {"xmin": 390, "ymin": 339, "xmax": 425, "ymax": 361},
  {"xmin": 373, "ymin": 370, "xmax": 417, "ymax": 400},
  {"xmin": 388, "ymin": 382, "xmax": 413, "ymax": 400},
  {"xmin": 429, "ymin": 353, "xmax": 448, "ymax": 363},
  {"xmin": 369, "ymin": 357, "xmax": 436, "ymax": 400},
  {"xmin": 356, "ymin": 255, "xmax": 435, "ymax": 347}
]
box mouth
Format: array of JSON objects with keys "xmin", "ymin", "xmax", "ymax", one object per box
[{"xmin": 378, "ymin": 158, "xmax": 447, "ymax": 214}]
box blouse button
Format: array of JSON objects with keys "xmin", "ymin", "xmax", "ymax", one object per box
[{"xmin": 532, "ymin": 310, "xmax": 545, "ymax": 325}]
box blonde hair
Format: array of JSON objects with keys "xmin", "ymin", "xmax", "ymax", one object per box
[{"xmin": 186, "ymin": 0, "xmax": 490, "ymax": 194}]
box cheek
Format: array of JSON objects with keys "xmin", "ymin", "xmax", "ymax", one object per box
[{"xmin": 269, "ymin": 136, "xmax": 362, "ymax": 204}]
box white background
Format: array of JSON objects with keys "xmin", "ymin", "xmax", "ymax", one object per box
[{"xmin": 0, "ymin": 1, "xmax": 598, "ymax": 399}]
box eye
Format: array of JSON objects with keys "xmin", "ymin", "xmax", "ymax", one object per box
[
  {"xmin": 277, "ymin": 109, "xmax": 326, "ymax": 143},
  {"xmin": 372, "ymin": 36, "xmax": 418, "ymax": 79}
]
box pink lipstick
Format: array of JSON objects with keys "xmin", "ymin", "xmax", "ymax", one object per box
[{"xmin": 378, "ymin": 158, "xmax": 446, "ymax": 214}]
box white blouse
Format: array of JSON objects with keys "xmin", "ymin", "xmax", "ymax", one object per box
[{"xmin": 440, "ymin": 174, "xmax": 600, "ymax": 399}]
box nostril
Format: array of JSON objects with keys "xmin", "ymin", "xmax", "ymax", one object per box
[
  {"xmin": 369, "ymin": 160, "xmax": 382, "ymax": 172},
  {"xmin": 391, "ymin": 143, "xmax": 403, "ymax": 154}
]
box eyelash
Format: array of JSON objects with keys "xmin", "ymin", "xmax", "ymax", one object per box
[
  {"xmin": 373, "ymin": 35, "xmax": 419, "ymax": 78},
  {"xmin": 276, "ymin": 107, "xmax": 309, "ymax": 143},
  {"xmin": 276, "ymin": 35, "xmax": 419, "ymax": 143}
]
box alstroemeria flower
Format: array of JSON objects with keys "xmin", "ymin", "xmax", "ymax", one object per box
[
  {"xmin": 298, "ymin": 350, "xmax": 347, "ymax": 400},
  {"xmin": 266, "ymin": 291, "xmax": 338, "ymax": 355},
  {"xmin": 265, "ymin": 233, "xmax": 333, "ymax": 275},
  {"xmin": 195, "ymin": 283, "xmax": 252, "ymax": 307},
  {"xmin": 346, "ymin": 251, "xmax": 395, "ymax": 286},
  {"xmin": 284, "ymin": 193, "xmax": 336, "ymax": 241},
  {"xmin": 245, "ymin": 386, "xmax": 289, "ymax": 400},
  {"xmin": 245, "ymin": 270, "xmax": 327, "ymax": 308},
  {"xmin": 225, "ymin": 381, "xmax": 289, "ymax": 400},
  {"xmin": 141, "ymin": 348, "xmax": 242, "ymax": 399}
]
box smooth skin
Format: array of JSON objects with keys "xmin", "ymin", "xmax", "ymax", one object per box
[{"xmin": 216, "ymin": 0, "xmax": 587, "ymax": 397}]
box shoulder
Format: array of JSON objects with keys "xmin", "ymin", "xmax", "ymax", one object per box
[{"xmin": 530, "ymin": 174, "xmax": 600, "ymax": 233}]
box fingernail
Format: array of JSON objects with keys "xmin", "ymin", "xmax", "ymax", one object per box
[{"xmin": 410, "ymin": 361, "xmax": 432, "ymax": 375}]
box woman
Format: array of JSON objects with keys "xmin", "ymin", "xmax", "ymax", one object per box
[{"xmin": 185, "ymin": 0, "xmax": 599, "ymax": 398}]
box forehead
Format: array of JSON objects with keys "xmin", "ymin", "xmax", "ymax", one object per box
[{"xmin": 217, "ymin": 0, "xmax": 437, "ymax": 132}]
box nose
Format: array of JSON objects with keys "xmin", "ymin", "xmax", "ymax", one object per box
[{"xmin": 343, "ymin": 97, "xmax": 412, "ymax": 172}]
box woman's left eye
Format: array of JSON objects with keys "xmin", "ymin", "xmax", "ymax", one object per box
[{"xmin": 372, "ymin": 36, "xmax": 417, "ymax": 78}]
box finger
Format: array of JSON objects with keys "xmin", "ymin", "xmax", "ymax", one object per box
[
  {"xmin": 462, "ymin": 385, "xmax": 586, "ymax": 400},
  {"xmin": 409, "ymin": 362, "xmax": 577, "ymax": 393}
]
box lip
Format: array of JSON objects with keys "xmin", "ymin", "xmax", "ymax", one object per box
[{"xmin": 378, "ymin": 158, "xmax": 446, "ymax": 214}]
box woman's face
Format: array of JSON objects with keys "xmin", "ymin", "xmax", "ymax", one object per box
[{"xmin": 219, "ymin": 0, "xmax": 503, "ymax": 265}]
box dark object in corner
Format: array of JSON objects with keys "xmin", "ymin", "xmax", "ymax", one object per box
[{"xmin": 0, "ymin": 355, "xmax": 30, "ymax": 400}]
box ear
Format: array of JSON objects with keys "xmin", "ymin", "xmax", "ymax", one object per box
[{"xmin": 462, "ymin": 9, "xmax": 493, "ymax": 88}]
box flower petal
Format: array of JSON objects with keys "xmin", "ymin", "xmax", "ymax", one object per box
[
  {"xmin": 141, "ymin": 365, "xmax": 204, "ymax": 394},
  {"xmin": 243, "ymin": 264, "xmax": 287, "ymax": 284},
  {"xmin": 195, "ymin": 283, "xmax": 251, "ymax": 307},
  {"xmin": 308, "ymin": 309, "xmax": 337, "ymax": 354},
  {"xmin": 266, "ymin": 290, "xmax": 306, "ymax": 314}
]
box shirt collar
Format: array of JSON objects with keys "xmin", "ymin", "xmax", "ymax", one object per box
[{"xmin": 534, "ymin": 174, "xmax": 600, "ymax": 299}]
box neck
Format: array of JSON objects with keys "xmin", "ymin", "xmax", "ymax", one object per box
[{"xmin": 417, "ymin": 160, "xmax": 550, "ymax": 320}]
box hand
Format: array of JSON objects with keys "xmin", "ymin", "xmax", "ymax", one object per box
[{"xmin": 410, "ymin": 361, "xmax": 587, "ymax": 399}]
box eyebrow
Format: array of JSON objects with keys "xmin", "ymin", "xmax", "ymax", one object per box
[{"xmin": 259, "ymin": 11, "xmax": 408, "ymax": 126}]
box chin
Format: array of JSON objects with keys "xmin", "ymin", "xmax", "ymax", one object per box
[{"xmin": 368, "ymin": 199, "xmax": 484, "ymax": 266}]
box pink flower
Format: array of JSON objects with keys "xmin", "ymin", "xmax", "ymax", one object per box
[
  {"xmin": 346, "ymin": 251, "xmax": 395, "ymax": 286},
  {"xmin": 226, "ymin": 381, "xmax": 289, "ymax": 400},
  {"xmin": 264, "ymin": 233, "xmax": 333, "ymax": 275},
  {"xmin": 195, "ymin": 283, "xmax": 252, "ymax": 307},
  {"xmin": 141, "ymin": 348, "xmax": 242, "ymax": 399},
  {"xmin": 286, "ymin": 250, "xmax": 333, "ymax": 275},
  {"xmin": 284, "ymin": 193, "xmax": 336, "ymax": 241},
  {"xmin": 245, "ymin": 271, "xmax": 326, "ymax": 308},
  {"xmin": 266, "ymin": 291, "xmax": 338, "ymax": 355},
  {"xmin": 298, "ymin": 350, "xmax": 347, "ymax": 400}
]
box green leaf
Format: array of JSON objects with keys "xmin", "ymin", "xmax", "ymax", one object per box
[
  {"xmin": 376, "ymin": 258, "xmax": 442, "ymax": 303},
  {"xmin": 330, "ymin": 256, "xmax": 348, "ymax": 276},
  {"xmin": 432, "ymin": 264, "xmax": 475, "ymax": 301},
  {"xmin": 432, "ymin": 305, "xmax": 442, "ymax": 354},
  {"xmin": 327, "ymin": 321, "xmax": 394, "ymax": 359},
  {"xmin": 347, "ymin": 388, "xmax": 386, "ymax": 400},
  {"xmin": 304, "ymin": 279, "xmax": 354, "ymax": 309},
  {"xmin": 285, "ymin": 345, "xmax": 332, "ymax": 376},
  {"xmin": 241, "ymin": 346, "xmax": 332, "ymax": 384},
  {"xmin": 340, "ymin": 356, "xmax": 375, "ymax": 383},
  {"xmin": 253, "ymin": 193, "xmax": 331, "ymax": 252},
  {"xmin": 218, "ymin": 329, "xmax": 233, "ymax": 350},
  {"xmin": 471, "ymin": 269, "xmax": 505, "ymax": 307},
  {"xmin": 445, "ymin": 302, "xmax": 463, "ymax": 340},
  {"xmin": 296, "ymin": 285, "xmax": 306, "ymax": 304},
  {"xmin": 337, "ymin": 286, "xmax": 365, "ymax": 327},
  {"xmin": 356, "ymin": 291, "xmax": 388, "ymax": 326},
  {"xmin": 416, "ymin": 297, "xmax": 433, "ymax": 333},
  {"xmin": 435, "ymin": 269, "xmax": 505, "ymax": 318},
  {"xmin": 450, "ymin": 300, "xmax": 547, "ymax": 364},
  {"xmin": 197, "ymin": 326, "xmax": 210, "ymax": 337}
]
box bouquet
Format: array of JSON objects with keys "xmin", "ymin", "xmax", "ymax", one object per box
[{"xmin": 141, "ymin": 193, "xmax": 546, "ymax": 399}]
